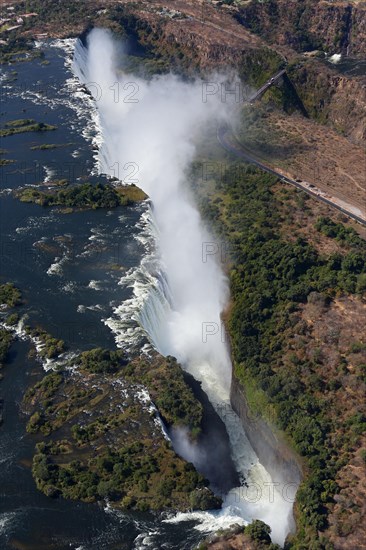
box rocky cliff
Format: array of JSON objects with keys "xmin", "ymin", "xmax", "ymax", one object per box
[
  {"xmin": 8, "ymin": 0, "xmax": 366, "ymax": 145},
  {"xmin": 288, "ymin": 59, "xmax": 366, "ymax": 144},
  {"xmin": 236, "ymin": 0, "xmax": 366, "ymax": 58},
  {"xmin": 230, "ymin": 372, "xmax": 302, "ymax": 492},
  {"xmin": 109, "ymin": 1, "xmax": 366, "ymax": 145}
]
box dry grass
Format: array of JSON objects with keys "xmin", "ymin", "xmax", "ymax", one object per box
[{"xmin": 239, "ymin": 108, "xmax": 366, "ymax": 218}]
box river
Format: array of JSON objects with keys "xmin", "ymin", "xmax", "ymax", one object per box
[{"xmin": 0, "ymin": 36, "xmax": 295, "ymax": 549}]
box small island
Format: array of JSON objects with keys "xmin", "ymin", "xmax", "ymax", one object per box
[
  {"xmin": 0, "ymin": 148, "xmax": 14, "ymax": 166},
  {"xmin": 0, "ymin": 119, "xmax": 57, "ymax": 137},
  {"xmin": 30, "ymin": 143, "xmax": 73, "ymax": 150},
  {"xmin": 0, "ymin": 282, "xmax": 22, "ymax": 308},
  {"xmin": 0, "ymin": 283, "xmax": 22, "ymax": 388},
  {"xmin": 15, "ymin": 182, "xmax": 148, "ymax": 210},
  {"xmin": 25, "ymin": 325, "xmax": 65, "ymax": 360},
  {"xmin": 23, "ymin": 349, "xmax": 221, "ymax": 512},
  {"xmin": 197, "ymin": 521, "xmax": 280, "ymax": 550},
  {"xmin": 0, "ymin": 328, "xmax": 13, "ymax": 381}
]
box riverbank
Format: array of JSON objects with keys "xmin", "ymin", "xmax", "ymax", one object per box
[
  {"xmin": 1, "ymin": 285, "xmax": 220, "ymax": 514},
  {"xmin": 2, "ymin": 3, "xmax": 365, "ymax": 547},
  {"xmin": 23, "ymin": 347, "xmax": 221, "ymax": 513},
  {"xmin": 193, "ymin": 154, "xmax": 366, "ymax": 548},
  {"xmin": 0, "ymin": 283, "xmax": 22, "ymax": 375}
]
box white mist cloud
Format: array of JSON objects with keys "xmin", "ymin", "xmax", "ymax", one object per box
[
  {"xmin": 80, "ymin": 27, "xmax": 235, "ymax": 389},
  {"xmin": 170, "ymin": 426, "xmax": 206, "ymax": 469},
  {"xmin": 74, "ymin": 28, "xmax": 297, "ymax": 546}
]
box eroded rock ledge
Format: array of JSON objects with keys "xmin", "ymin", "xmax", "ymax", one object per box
[
  {"xmin": 230, "ymin": 372, "xmax": 302, "ymax": 490},
  {"xmin": 23, "ymin": 349, "xmax": 221, "ymax": 512}
]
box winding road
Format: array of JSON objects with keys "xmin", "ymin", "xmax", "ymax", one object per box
[{"xmin": 217, "ymin": 124, "xmax": 366, "ymax": 227}]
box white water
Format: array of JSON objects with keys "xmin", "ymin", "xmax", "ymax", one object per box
[
  {"xmin": 329, "ymin": 53, "xmax": 342, "ymax": 64},
  {"xmin": 73, "ymin": 28, "xmax": 296, "ymax": 545}
]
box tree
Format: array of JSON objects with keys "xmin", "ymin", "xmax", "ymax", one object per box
[
  {"xmin": 356, "ymin": 273, "xmax": 366, "ymax": 294},
  {"xmin": 245, "ymin": 519, "xmax": 272, "ymax": 543}
]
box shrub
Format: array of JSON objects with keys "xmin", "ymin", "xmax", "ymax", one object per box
[{"xmin": 245, "ymin": 519, "xmax": 271, "ymax": 543}]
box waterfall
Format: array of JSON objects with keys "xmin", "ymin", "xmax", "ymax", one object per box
[{"xmin": 73, "ymin": 29, "xmax": 297, "ymax": 546}]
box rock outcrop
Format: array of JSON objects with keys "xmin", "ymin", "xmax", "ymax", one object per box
[
  {"xmin": 236, "ymin": 0, "xmax": 366, "ymax": 58},
  {"xmin": 288, "ymin": 59, "xmax": 366, "ymax": 144},
  {"xmin": 230, "ymin": 372, "xmax": 302, "ymax": 491}
]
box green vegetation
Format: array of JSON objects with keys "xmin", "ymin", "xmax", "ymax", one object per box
[
  {"xmin": 25, "ymin": 326, "xmax": 65, "ymax": 360},
  {"xmin": 24, "ymin": 0, "xmax": 97, "ymax": 30},
  {"xmin": 287, "ymin": 61, "xmax": 337, "ymax": 125},
  {"xmin": 124, "ymin": 354, "xmax": 203, "ymax": 436},
  {"xmin": 196, "ymin": 521, "xmax": 280, "ymax": 550},
  {"xmin": 0, "ymin": 283, "xmax": 22, "ymax": 382},
  {"xmin": 15, "ymin": 182, "xmax": 147, "ymax": 210},
  {"xmin": 24, "ymin": 348, "xmax": 219, "ymax": 512},
  {"xmin": 5, "ymin": 118, "xmax": 35, "ymax": 127},
  {"xmin": 4, "ymin": 313, "xmax": 19, "ymax": 326},
  {"xmin": 0, "ymin": 327, "xmax": 13, "ymax": 385},
  {"xmin": 245, "ymin": 520, "xmax": 272, "ymax": 545},
  {"xmin": 0, "ymin": 35, "xmax": 36, "ymax": 64},
  {"xmin": 74, "ymin": 349, "xmax": 201, "ymax": 435},
  {"xmin": 0, "ymin": 283, "xmax": 22, "ymax": 307},
  {"xmin": 31, "ymin": 438, "xmax": 220, "ymax": 511},
  {"xmin": 0, "ymin": 120, "xmax": 57, "ymax": 137},
  {"xmin": 194, "ymin": 159, "xmax": 366, "ymax": 548},
  {"xmin": 30, "ymin": 143, "xmax": 72, "ymax": 150},
  {"xmin": 76, "ymin": 348, "xmax": 128, "ymax": 374},
  {"xmin": 315, "ymin": 216, "xmax": 365, "ymax": 247},
  {"xmin": 238, "ymin": 47, "xmax": 284, "ymax": 89},
  {"xmin": 0, "ymin": 329, "xmax": 13, "ymax": 368}
]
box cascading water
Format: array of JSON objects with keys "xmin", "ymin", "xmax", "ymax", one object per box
[{"xmin": 73, "ymin": 28, "xmax": 297, "ymax": 546}]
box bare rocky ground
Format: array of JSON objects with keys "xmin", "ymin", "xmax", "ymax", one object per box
[
  {"xmin": 237, "ymin": 108, "xmax": 366, "ymax": 220},
  {"xmin": 297, "ymin": 295, "xmax": 366, "ymax": 549}
]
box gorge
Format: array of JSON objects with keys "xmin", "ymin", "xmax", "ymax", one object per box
[{"xmin": 74, "ymin": 28, "xmax": 300, "ymax": 545}]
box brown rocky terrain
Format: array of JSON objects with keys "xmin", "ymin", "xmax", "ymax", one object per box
[
  {"xmin": 106, "ymin": 0, "xmax": 286, "ymax": 72},
  {"xmin": 290, "ymin": 294, "xmax": 366, "ymax": 548},
  {"xmin": 237, "ymin": 107, "xmax": 366, "ymax": 218},
  {"xmin": 236, "ymin": 0, "xmax": 366, "ymax": 58},
  {"xmin": 2, "ymin": 2, "xmax": 365, "ymax": 548},
  {"xmin": 288, "ymin": 59, "xmax": 366, "ymax": 145},
  {"xmin": 197, "ymin": 164, "xmax": 366, "ymax": 549},
  {"xmin": 200, "ymin": 529, "xmax": 263, "ymax": 550},
  {"xmin": 3, "ymin": 1, "xmax": 365, "ymax": 149},
  {"xmin": 271, "ymin": 180, "xmax": 366, "ymax": 251}
]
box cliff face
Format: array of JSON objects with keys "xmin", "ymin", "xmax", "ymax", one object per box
[
  {"xmin": 236, "ymin": 0, "xmax": 366, "ymax": 58},
  {"xmin": 288, "ymin": 60, "xmax": 366, "ymax": 144},
  {"xmin": 9, "ymin": 0, "xmax": 366, "ymax": 145},
  {"xmin": 24, "ymin": 350, "xmax": 221, "ymax": 512},
  {"xmin": 109, "ymin": 2, "xmax": 366, "ymax": 145},
  {"xmin": 230, "ymin": 372, "xmax": 302, "ymax": 494},
  {"xmin": 109, "ymin": 1, "xmax": 266, "ymax": 72}
]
